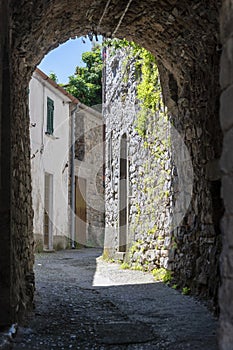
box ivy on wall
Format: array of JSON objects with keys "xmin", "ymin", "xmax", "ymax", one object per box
[
  {"xmin": 105, "ymin": 38, "xmax": 163, "ymax": 137},
  {"xmin": 104, "ymin": 39, "xmax": 175, "ymax": 279}
]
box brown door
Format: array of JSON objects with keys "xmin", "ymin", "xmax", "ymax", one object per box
[{"xmin": 75, "ymin": 176, "xmax": 87, "ymax": 246}]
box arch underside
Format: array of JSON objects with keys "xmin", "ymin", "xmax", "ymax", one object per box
[{"xmin": 2, "ymin": 0, "xmax": 223, "ymax": 325}]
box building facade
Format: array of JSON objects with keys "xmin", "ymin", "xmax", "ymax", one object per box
[
  {"xmin": 29, "ymin": 68, "xmax": 104, "ymax": 252},
  {"xmin": 29, "ymin": 68, "xmax": 75, "ymax": 251}
]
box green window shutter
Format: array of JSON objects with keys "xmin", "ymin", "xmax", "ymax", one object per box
[{"xmin": 47, "ymin": 97, "xmax": 54, "ymax": 134}]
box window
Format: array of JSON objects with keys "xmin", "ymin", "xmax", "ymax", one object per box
[
  {"xmin": 75, "ymin": 112, "xmax": 85, "ymax": 161},
  {"xmin": 46, "ymin": 97, "xmax": 54, "ymax": 135}
]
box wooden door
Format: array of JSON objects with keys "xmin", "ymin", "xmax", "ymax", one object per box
[{"xmin": 75, "ymin": 176, "xmax": 87, "ymax": 246}]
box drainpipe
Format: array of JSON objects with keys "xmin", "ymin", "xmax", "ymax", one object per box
[
  {"xmin": 70, "ymin": 104, "xmax": 78, "ymax": 248},
  {"xmin": 41, "ymin": 82, "xmax": 45, "ymax": 154}
]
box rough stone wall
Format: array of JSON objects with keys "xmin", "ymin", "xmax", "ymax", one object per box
[
  {"xmin": 11, "ymin": 66, "xmax": 35, "ymax": 324},
  {"xmin": 159, "ymin": 58, "xmax": 223, "ymax": 308},
  {"xmin": 219, "ymin": 1, "xmax": 233, "ymax": 348},
  {"xmin": 104, "ymin": 47, "xmax": 173, "ymax": 266},
  {"xmin": 74, "ymin": 106, "xmax": 105, "ymax": 247},
  {"xmin": 104, "ymin": 43, "xmax": 222, "ymax": 309},
  {"xmin": 0, "ymin": 0, "xmax": 34, "ymax": 327},
  {"xmin": 0, "ymin": 0, "xmax": 222, "ymax": 328},
  {"xmin": 10, "ymin": 0, "xmax": 221, "ymax": 86},
  {"xmin": 0, "ymin": 0, "xmax": 12, "ymax": 327}
]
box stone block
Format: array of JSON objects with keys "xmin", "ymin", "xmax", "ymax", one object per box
[
  {"xmin": 222, "ymin": 175, "xmax": 233, "ymax": 214},
  {"xmin": 205, "ymin": 159, "xmax": 221, "ymax": 181},
  {"xmin": 132, "ymin": 251, "xmax": 140, "ymax": 262},
  {"xmin": 220, "ymin": 41, "xmax": 233, "ymax": 89},
  {"xmin": 163, "ymin": 257, "xmax": 169, "ymax": 269},
  {"xmin": 161, "ymin": 249, "xmax": 169, "ymax": 257},
  {"xmin": 220, "ymin": 248, "xmax": 233, "ymax": 279},
  {"xmin": 114, "ymin": 252, "xmax": 125, "ymax": 261},
  {"xmin": 220, "ymin": 85, "xmax": 233, "ymax": 132},
  {"xmin": 164, "ymin": 236, "xmax": 171, "ymax": 247},
  {"xmin": 220, "ymin": 0, "xmax": 233, "ymax": 43},
  {"xmin": 219, "ymin": 278, "xmax": 233, "ymax": 322},
  {"xmin": 218, "ymin": 319, "xmax": 233, "ymax": 350},
  {"xmin": 220, "ymin": 128, "xmax": 233, "ymax": 174},
  {"xmin": 222, "ymin": 215, "xmax": 233, "ymax": 248},
  {"xmin": 198, "ymin": 271, "xmax": 207, "ymax": 285}
]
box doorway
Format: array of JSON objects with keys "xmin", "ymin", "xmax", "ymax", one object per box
[
  {"xmin": 75, "ymin": 176, "xmax": 87, "ymax": 246},
  {"xmin": 119, "ymin": 133, "xmax": 128, "ymax": 252},
  {"xmin": 44, "ymin": 173, "xmax": 53, "ymax": 250}
]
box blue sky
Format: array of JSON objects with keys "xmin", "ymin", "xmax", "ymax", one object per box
[{"xmin": 38, "ymin": 37, "xmax": 97, "ymax": 84}]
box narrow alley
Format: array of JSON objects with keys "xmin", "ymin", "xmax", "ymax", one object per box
[{"xmin": 11, "ymin": 248, "xmax": 217, "ymax": 350}]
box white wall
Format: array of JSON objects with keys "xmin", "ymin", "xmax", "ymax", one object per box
[{"xmin": 29, "ymin": 71, "xmax": 71, "ymax": 249}]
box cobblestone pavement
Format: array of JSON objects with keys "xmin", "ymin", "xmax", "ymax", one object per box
[{"xmin": 11, "ymin": 248, "xmax": 218, "ymax": 349}]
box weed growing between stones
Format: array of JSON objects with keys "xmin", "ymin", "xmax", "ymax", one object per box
[
  {"xmin": 120, "ymin": 262, "xmax": 130, "ymax": 269},
  {"xmin": 152, "ymin": 268, "xmax": 173, "ymax": 283},
  {"xmin": 182, "ymin": 286, "xmax": 191, "ymax": 295}
]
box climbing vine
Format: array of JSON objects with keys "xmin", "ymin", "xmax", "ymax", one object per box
[
  {"xmin": 135, "ymin": 49, "xmax": 162, "ymax": 137},
  {"xmin": 105, "ymin": 38, "xmax": 163, "ymax": 137}
]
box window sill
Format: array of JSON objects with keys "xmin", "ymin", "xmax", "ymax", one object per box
[{"xmin": 45, "ymin": 132, "xmax": 59, "ymax": 140}]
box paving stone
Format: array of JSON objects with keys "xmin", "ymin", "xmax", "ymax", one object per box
[{"xmin": 11, "ymin": 249, "xmax": 217, "ymax": 349}]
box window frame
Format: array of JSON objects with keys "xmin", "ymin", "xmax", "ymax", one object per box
[{"xmin": 46, "ymin": 97, "xmax": 54, "ymax": 135}]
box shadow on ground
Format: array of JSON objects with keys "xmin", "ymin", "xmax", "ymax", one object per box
[{"xmin": 11, "ymin": 248, "xmax": 218, "ymax": 350}]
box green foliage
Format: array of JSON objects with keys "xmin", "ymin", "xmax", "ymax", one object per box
[
  {"xmin": 152, "ymin": 268, "xmax": 173, "ymax": 283},
  {"xmin": 120, "ymin": 262, "xmax": 130, "ymax": 270},
  {"xmin": 110, "ymin": 258, "xmax": 116, "ymax": 263},
  {"xmin": 132, "ymin": 46, "xmax": 162, "ymax": 137},
  {"xmin": 135, "ymin": 109, "xmax": 148, "ymax": 138},
  {"xmin": 137, "ymin": 51, "xmax": 160, "ymax": 110},
  {"xmin": 102, "ymin": 249, "xmax": 115, "ymax": 263},
  {"xmin": 172, "ymin": 284, "xmax": 178, "ymax": 290},
  {"xmin": 171, "ymin": 236, "xmax": 178, "ymax": 250},
  {"xmin": 105, "ymin": 38, "xmax": 140, "ymax": 57},
  {"xmin": 106, "ymin": 38, "xmax": 164, "ymax": 138},
  {"xmin": 63, "ymin": 46, "xmax": 102, "ymax": 106},
  {"xmin": 182, "ymin": 286, "xmax": 191, "ymax": 295},
  {"xmin": 148, "ymin": 225, "xmax": 157, "ymax": 236},
  {"xmin": 130, "ymin": 239, "xmax": 143, "ymax": 256},
  {"xmin": 131, "ymin": 264, "xmax": 144, "ymax": 271},
  {"xmin": 49, "ymin": 72, "xmax": 58, "ymax": 83},
  {"xmin": 34, "ymin": 239, "xmax": 43, "ymax": 253}
]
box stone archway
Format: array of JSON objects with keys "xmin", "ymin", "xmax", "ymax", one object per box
[{"xmin": 0, "ymin": 0, "xmax": 227, "ymax": 345}]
